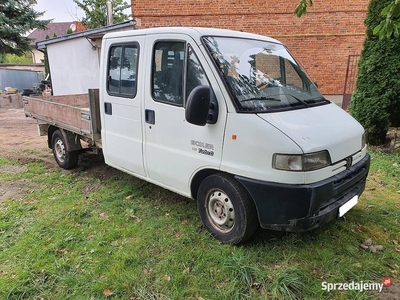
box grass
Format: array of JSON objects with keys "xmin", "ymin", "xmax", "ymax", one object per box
[{"xmin": 0, "ymin": 150, "xmax": 399, "ymax": 299}]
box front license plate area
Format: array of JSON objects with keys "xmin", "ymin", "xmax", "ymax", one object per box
[{"xmin": 339, "ymin": 195, "xmax": 358, "ymax": 217}]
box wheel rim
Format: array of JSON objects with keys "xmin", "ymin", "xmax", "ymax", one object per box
[
  {"xmin": 206, "ymin": 189, "xmax": 235, "ymax": 232},
  {"xmin": 54, "ymin": 138, "xmax": 66, "ymax": 163}
]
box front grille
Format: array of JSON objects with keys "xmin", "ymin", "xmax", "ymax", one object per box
[
  {"xmin": 318, "ymin": 155, "xmax": 369, "ymax": 212},
  {"xmin": 333, "ymin": 164, "xmax": 367, "ymax": 195}
]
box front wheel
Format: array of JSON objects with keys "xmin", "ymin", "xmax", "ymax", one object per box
[
  {"xmin": 51, "ymin": 130, "xmax": 79, "ymax": 169},
  {"xmin": 197, "ymin": 173, "xmax": 259, "ymax": 245}
]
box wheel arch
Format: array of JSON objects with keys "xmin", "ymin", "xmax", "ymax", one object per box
[
  {"xmin": 47, "ymin": 125, "xmax": 58, "ymax": 149},
  {"xmin": 190, "ymin": 169, "xmax": 258, "ymax": 208},
  {"xmin": 190, "ymin": 168, "xmax": 219, "ymax": 200},
  {"xmin": 191, "ymin": 169, "xmax": 261, "ymax": 219},
  {"xmin": 48, "ymin": 127, "xmax": 82, "ymax": 152}
]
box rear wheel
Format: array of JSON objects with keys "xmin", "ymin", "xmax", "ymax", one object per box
[
  {"xmin": 197, "ymin": 173, "xmax": 259, "ymax": 244},
  {"xmin": 51, "ymin": 130, "xmax": 79, "ymax": 169}
]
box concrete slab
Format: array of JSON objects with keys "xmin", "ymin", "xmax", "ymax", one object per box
[{"xmin": 0, "ymin": 93, "xmax": 23, "ymax": 109}]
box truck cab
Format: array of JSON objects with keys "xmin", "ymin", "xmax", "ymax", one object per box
[{"xmin": 98, "ymin": 27, "xmax": 369, "ymax": 244}]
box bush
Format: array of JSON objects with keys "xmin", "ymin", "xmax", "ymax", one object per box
[{"xmin": 350, "ymin": 0, "xmax": 400, "ymax": 145}]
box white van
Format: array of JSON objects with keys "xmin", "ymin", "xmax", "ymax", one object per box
[{"xmin": 24, "ymin": 27, "xmax": 370, "ymax": 244}]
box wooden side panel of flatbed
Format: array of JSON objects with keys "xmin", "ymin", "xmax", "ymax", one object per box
[
  {"xmin": 43, "ymin": 93, "xmax": 90, "ymax": 107},
  {"xmin": 23, "ymin": 94, "xmax": 91, "ymax": 135}
]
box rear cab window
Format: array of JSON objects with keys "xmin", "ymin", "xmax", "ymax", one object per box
[{"xmin": 107, "ymin": 43, "xmax": 139, "ymax": 97}]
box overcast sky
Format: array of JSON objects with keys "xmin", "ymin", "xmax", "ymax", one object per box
[
  {"xmin": 34, "ymin": 0, "xmax": 84, "ymax": 22},
  {"xmin": 33, "ymin": 0, "xmax": 132, "ymax": 23}
]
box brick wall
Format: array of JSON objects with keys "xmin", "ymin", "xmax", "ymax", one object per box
[{"xmin": 131, "ymin": 0, "xmax": 369, "ymax": 95}]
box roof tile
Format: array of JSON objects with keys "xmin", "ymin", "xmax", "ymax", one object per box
[{"xmin": 28, "ymin": 22, "xmax": 86, "ymax": 45}]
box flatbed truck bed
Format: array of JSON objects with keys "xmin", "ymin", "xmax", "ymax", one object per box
[{"xmin": 23, "ymin": 89, "xmax": 101, "ymax": 147}]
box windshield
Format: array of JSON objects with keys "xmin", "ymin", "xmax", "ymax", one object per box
[{"xmin": 203, "ymin": 36, "xmax": 328, "ymax": 112}]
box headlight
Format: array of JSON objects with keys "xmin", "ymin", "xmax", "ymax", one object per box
[
  {"xmin": 362, "ymin": 133, "xmax": 366, "ymax": 149},
  {"xmin": 273, "ymin": 151, "xmax": 331, "ymax": 171}
]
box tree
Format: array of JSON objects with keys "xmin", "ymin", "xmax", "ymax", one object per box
[
  {"xmin": 350, "ymin": 0, "xmax": 400, "ymax": 145},
  {"xmin": 73, "ymin": 0, "xmax": 130, "ymax": 29},
  {"xmin": 294, "ymin": 0, "xmax": 313, "ymax": 17},
  {"xmin": 0, "ymin": 53, "xmax": 33, "ymax": 64},
  {"xmin": 295, "ymin": 0, "xmax": 400, "ymax": 38},
  {"xmin": 373, "ymin": 0, "xmax": 400, "ymax": 38},
  {"xmin": 0, "ymin": 0, "xmax": 49, "ymax": 56},
  {"xmin": 44, "ymin": 35, "xmax": 50, "ymax": 78}
]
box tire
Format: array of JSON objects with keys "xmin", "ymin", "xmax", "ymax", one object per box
[
  {"xmin": 51, "ymin": 130, "xmax": 79, "ymax": 169},
  {"xmin": 197, "ymin": 173, "xmax": 259, "ymax": 245}
]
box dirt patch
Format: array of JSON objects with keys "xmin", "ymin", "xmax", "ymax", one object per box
[
  {"xmin": 0, "ymin": 108, "xmax": 104, "ymax": 170},
  {"xmin": 0, "ymin": 108, "xmax": 121, "ymax": 199},
  {"xmin": 0, "ymin": 179, "xmax": 36, "ymax": 203},
  {"xmin": 371, "ymin": 279, "xmax": 400, "ymax": 300},
  {"xmin": 0, "ymin": 165, "xmax": 27, "ymax": 174},
  {"xmin": 0, "ymin": 108, "xmax": 52, "ymax": 164},
  {"xmin": 0, "ymin": 164, "xmax": 31, "ymax": 202}
]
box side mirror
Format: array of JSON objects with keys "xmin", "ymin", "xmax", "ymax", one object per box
[{"xmin": 185, "ymin": 85, "xmax": 218, "ymax": 126}]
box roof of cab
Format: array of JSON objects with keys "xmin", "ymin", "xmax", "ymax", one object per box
[{"xmin": 102, "ymin": 27, "xmax": 282, "ymax": 44}]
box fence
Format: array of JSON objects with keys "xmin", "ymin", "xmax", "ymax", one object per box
[
  {"xmin": 0, "ymin": 68, "xmax": 44, "ymax": 92},
  {"xmin": 342, "ymin": 55, "xmax": 360, "ymax": 110}
]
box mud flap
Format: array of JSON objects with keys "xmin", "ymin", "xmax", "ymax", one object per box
[{"xmin": 60, "ymin": 129, "xmax": 82, "ymax": 152}]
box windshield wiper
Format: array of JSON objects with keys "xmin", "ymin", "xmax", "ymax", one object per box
[
  {"xmin": 286, "ymin": 94, "xmax": 309, "ymax": 107},
  {"xmin": 241, "ymin": 94, "xmax": 309, "ymax": 107},
  {"xmin": 305, "ymin": 96, "xmax": 330, "ymax": 104},
  {"xmin": 240, "ymin": 96, "xmax": 281, "ymax": 102}
]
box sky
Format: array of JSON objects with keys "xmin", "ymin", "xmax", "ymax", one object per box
[
  {"xmin": 34, "ymin": 0, "xmax": 84, "ymax": 22},
  {"xmin": 33, "ymin": 0, "xmax": 132, "ymax": 23}
]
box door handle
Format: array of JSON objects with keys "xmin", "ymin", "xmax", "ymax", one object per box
[
  {"xmin": 104, "ymin": 102, "xmax": 112, "ymax": 115},
  {"xmin": 145, "ymin": 109, "xmax": 155, "ymax": 124}
]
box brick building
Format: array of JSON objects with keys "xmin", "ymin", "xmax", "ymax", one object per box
[{"xmin": 131, "ymin": 0, "xmax": 370, "ymax": 96}]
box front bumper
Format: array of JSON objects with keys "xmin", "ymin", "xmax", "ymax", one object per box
[{"xmin": 236, "ymin": 153, "xmax": 370, "ymax": 232}]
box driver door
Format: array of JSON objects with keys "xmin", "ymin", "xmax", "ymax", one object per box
[{"xmin": 143, "ymin": 35, "xmax": 226, "ymax": 194}]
